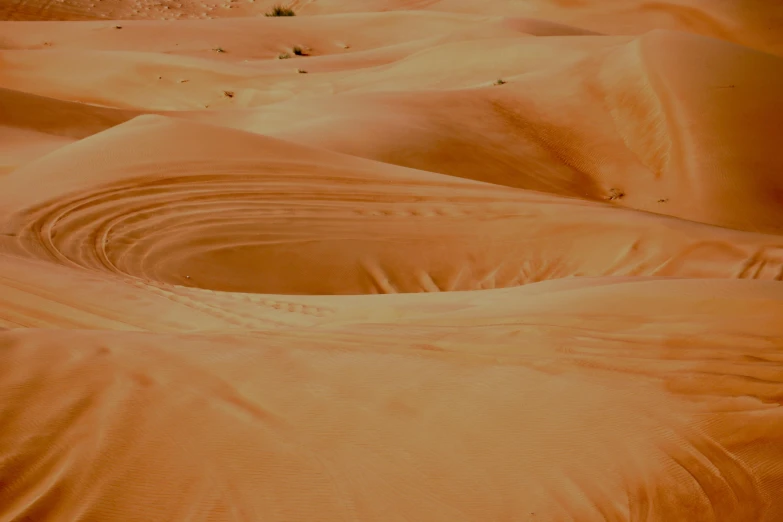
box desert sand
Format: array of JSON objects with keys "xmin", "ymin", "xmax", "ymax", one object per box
[{"xmin": 1, "ymin": 1, "xmax": 783, "ymax": 520}]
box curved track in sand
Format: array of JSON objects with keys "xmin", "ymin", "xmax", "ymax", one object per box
[{"xmin": 2, "ymin": 1, "xmax": 783, "ymax": 521}]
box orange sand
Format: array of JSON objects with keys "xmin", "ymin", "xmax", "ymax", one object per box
[{"xmin": 1, "ymin": 1, "xmax": 783, "ymax": 520}]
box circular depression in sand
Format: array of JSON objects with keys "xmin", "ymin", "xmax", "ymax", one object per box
[{"xmin": 17, "ymin": 175, "xmax": 527, "ymax": 295}]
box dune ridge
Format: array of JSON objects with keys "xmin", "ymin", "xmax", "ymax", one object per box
[{"xmin": 1, "ymin": 0, "xmax": 783, "ymax": 520}]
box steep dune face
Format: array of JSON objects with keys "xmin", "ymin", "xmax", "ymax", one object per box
[
  {"xmin": 0, "ymin": 87, "xmax": 137, "ymax": 137},
  {"xmin": 0, "ymin": 126, "xmax": 73, "ymax": 176},
  {"xmin": 639, "ymin": 30, "xmax": 783, "ymax": 233},
  {"xmin": 2, "ymin": 0, "xmax": 783, "ymax": 521},
  {"xmin": 0, "ymin": 87, "xmax": 136, "ymax": 173}
]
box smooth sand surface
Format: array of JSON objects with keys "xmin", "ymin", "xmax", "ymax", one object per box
[{"xmin": 2, "ymin": 1, "xmax": 783, "ymax": 520}]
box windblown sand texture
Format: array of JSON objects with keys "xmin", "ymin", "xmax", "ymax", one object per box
[{"xmin": 2, "ymin": 0, "xmax": 783, "ymax": 520}]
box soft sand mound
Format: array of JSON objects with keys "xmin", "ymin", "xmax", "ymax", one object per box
[
  {"xmin": 8, "ymin": 25, "xmax": 781, "ymax": 232},
  {"xmin": 1, "ymin": 279, "xmax": 782, "ymax": 520},
  {"xmin": 184, "ymin": 30, "xmax": 783, "ymax": 233},
  {"xmin": 0, "ymin": 87, "xmax": 136, "ymax": 174},
  {"xmin": 2, "ymin": 1, "xmax": 783, "ymax": 521},
  {"xmin": 3, "ymin": 115, "xmax": 782, "ymax": 295},
  {"xmin": 0, "ymin": 87, "xmax": 137, "ymax": 137}
]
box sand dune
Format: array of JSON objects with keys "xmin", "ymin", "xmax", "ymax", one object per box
[
  {"xmin": 6, "ymin": 26, "xmax": 782, "ymax": 231},
  {"xmin": 2, "ymin": 0, "xmax": 783, "ymax": 520},
  {"xmin": 186, "ymin": 30, "xmax": 783, "ymax": 233},
  {"xmin": 1, "ymin": 279, "xmax": 782, "ymax": 520},
  {"xmin": 4, "ymin": 114, "xmax": 783, "ymax": 296},
  {"xmin": 0, "ymin": 86, "xmax": 136, "ymax": 136},
  {"xmin": 3, "ymin": 0, "xmax": 782, "ymax": 54}
]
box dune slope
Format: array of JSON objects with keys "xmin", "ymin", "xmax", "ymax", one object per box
[{"xmin": 1, "ymin": 1, "xmax": 783, "ymax": 521}]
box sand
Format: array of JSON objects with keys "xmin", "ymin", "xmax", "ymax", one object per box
[{"xmin": 1, "ymin": 1, "xmax": 783, "ymax": 520}]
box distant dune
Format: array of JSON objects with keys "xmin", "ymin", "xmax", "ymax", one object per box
[{"xmin": 1, "ymin": 1, "xmax": 783, "ymax": 520}]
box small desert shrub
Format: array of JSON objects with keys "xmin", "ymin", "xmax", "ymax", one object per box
[
  {"xmin": 292, "ymin": 45, "xmax": 305, "ymax": 56},
  {"xmin": 266, "ymin": 4, "xmax": 295, "ymax": 16},
  {"xmin": 278, "ymin": 52, "xmax": 291, "ymax": 59},
  {"xmin": 212, "ymin": 47, "xmax": 225, "ymax": 53},
  {"xmin": 494, "ymin": 78, "xmax": 506, "ymax": 86}
]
